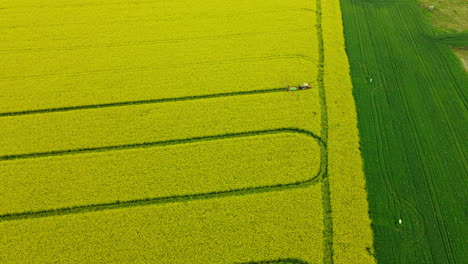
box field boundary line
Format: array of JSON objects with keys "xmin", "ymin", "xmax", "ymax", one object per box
[
  {"xmin": 0, "ymin": 128, "xmax": 326, "ymax": 223},
  {"xmin": 315, "ymin": 0, "xmax": 333, "ymax": 263},
  {"xmin": 327, "ymin": 0, "xmax": 377, "ymax": 263}
]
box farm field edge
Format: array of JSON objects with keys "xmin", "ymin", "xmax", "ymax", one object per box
[
  {"xmin": 321, "ymin": 0, "xmax": 376, "ymax": 263},
  {"xmin": 340, "ymin": 0, "xmax": 468, "ymax": 263}
]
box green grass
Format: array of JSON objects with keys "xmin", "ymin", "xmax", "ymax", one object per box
[
  {"xmin": 418, "ymin": 0, "xmax": 468, "ymax": 33},
  {"xmin": 453, "ymin": 48, "xmax": 468, "ymax": 71},
  {"xmin": 340, "ymin": 0, "xmax": 468, "ymax": 263},
  {"xmin": 433, "ymin": 32, "xmax": 468, "ymax": 47}
]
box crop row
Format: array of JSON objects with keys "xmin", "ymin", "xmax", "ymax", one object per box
[
  {"xmin": 1, "ymin": 33, "xmax": 316, "ymax": 79},
  {"xmin": 0, "ymin": 0, "xmax": 313, "ymax": 35}
]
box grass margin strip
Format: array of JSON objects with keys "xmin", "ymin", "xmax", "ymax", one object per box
[{"xmin": 322, "ymin": 0, "xmax": 376, "ymax": 263}]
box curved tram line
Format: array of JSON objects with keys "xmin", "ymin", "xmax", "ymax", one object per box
[{"xmin": 0, "ymin": 128, "xmax": 327, "ymax": 223}]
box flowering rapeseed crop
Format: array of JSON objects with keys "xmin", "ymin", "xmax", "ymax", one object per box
[{"xmin": 0, "ymin": 0, "xmax": 374, "ymax": 263}]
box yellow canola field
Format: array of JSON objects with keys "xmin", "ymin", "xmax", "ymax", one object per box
[
  {"xmin": 0, "ymin": 0, "xmax": 376, "ymax": 263},
  {"xmin": 0, "ymin": 133, "xmax": 322, "ymax": 215}
]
